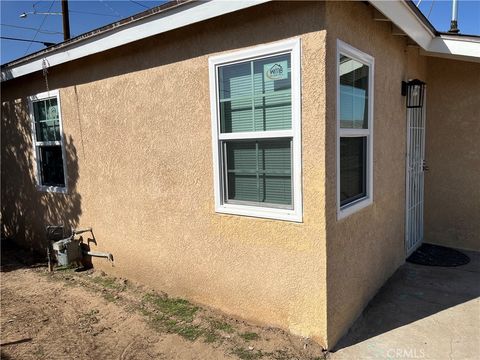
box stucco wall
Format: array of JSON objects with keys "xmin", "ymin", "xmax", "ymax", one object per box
[
  {"xmin": 4, "ymin": 0, "xmax": 474, "ymax": 350},
  {"xmin": 1, "ymin": 2, "xmax": 330, "ymax": 345},
  {"xmin": 323, "ymin": 2, "xmax": 427, "ymax": 347},
  {"xmin": 424, "ymin": 57, "xmax": 480, "ymax": 251}
]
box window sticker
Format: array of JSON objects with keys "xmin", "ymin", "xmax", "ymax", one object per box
[{"xmin": 264, "ymin": 61, "xmax": 288, "ymax": 81}]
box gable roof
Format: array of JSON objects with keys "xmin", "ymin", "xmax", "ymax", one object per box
[{"xmin": 2, "ymin": 0, "xmax": 479, "ymax": 82}]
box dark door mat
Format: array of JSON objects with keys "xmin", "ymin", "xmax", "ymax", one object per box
[{"xmin": 407, "ymin": 243, "xmax": 470, "ymax": 267}]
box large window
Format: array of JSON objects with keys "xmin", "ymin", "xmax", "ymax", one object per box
[
  {"xmin": 29, "ymin": 90, "xmax": 67, "ymax": 192},
  {"xmin": 209, "ymin": 39, "xmax": 302, "ymax": 222},
  {"xmin": 337, "ymin": 40, "xmax": 374, "ymax": 219}
]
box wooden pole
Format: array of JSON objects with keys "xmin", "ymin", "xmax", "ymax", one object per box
[{"xmin": 61, "ymin": 0, "xmax": 71, "ymax": 40}]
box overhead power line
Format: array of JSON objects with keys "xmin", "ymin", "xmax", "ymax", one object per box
[
  {"xmin": 99, "ymin": 0, "xmax": 121, "ymax": 17},
  {"xmin": 1, "ymin": 36, "xmax": 55, "ymax": 47},
  {"xmin": 427, "ymin": 0, "xmax": 436, "ymax": 19},
  {"xmin": 12, "ymin": 0, "xmax": 153, "ymax": 58},
  {"xmin": 129, "ymin": 1, "xmax": 149, "ymax": 9},
  {"xmin": 23, "ymin": 0, "xmax": 55, "ymax": 55},
  {"xmin": 69, "ymin": 9, "xmax": 119, "ymax": 17},
  {"xmin": 1, "ymin": 23, "xmax": 63, "ymax": 35}
]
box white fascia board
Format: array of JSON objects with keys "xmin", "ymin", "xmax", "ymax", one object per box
[
  {"xmin": 369, "ymin": 0, "xmax": 480, "ymax": 61},
  {"xmin": 2, "ymin": 0, "xmax": 271, "ymax": 81},
  {"xmin": 424, "ymin": 36, "xmax": 480, "ymax": 62},
  {"xmin": 369, "ymin": 0, "xmax": 435, "ymax": 50}
]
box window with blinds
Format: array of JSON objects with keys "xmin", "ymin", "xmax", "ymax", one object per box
[
  {"xmin": 210, "ymin": 39, "xmax": 302, "ymax": 221},
  {"xmin": 219, "ymin": 54, "xmax": 292, "ymax": 133},
  {"xmin": 29, "ymin": 90, "xmax": 67, "ymax": 191},
  {"xmin": 218, "ymin": 53, "xmax": 292, "ymax": 208},
  {"xmin": 225, "ymin": 139, "xmax": 292, "ymax": 206}
]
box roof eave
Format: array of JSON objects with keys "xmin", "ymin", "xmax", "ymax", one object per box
[
  {"xmin": 422, "ymin": 35, "xmax": 480, "ymax": 62},
  {"xmin": 2, "ymin": 0, "xmax": 480, "ymax": 82},
  {"xmin": 1, "ymin": 0, "xmax": 271, "ymax": 82},
  {"xmin": 369, "ymin": 0, "xmax": 480, "ymax": 62}
]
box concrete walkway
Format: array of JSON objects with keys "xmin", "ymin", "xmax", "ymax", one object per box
[{"xmin": 331, "ymin": 250, "xmax": 480, "ymax": 360}]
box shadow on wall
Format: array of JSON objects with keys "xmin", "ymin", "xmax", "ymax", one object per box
[
  {"xmin": 1, "ymin": 1, "xmax": 325, "ymax": 250},
  {"xmin": 1, "ymin": 97, "xmax": 82, "ymax": 253}
]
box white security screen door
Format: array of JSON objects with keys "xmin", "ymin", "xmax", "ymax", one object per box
[{"xmin": 405, "ymin": 80, "xmax": 426, "ymax": 256}]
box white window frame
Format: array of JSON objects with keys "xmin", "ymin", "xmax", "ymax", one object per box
[
  {"xmin": 337, "ymin": 40, "xmax": 374, "ymax": 220},
  {"xmin": 209, "ymin": 38, "xmax": 302, "ymax": 222},
  {"xmin": 28, "ymin": 89, "xmax": 68, "ymax": 193}
]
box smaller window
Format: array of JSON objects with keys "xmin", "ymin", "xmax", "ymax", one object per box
[
  {"xmin": 337, "ymin": 40, "xmax": 374, "ymax": 219},
  {"xmin": 29, "ymin": 90, "xmax": 67, "ymax": 192}
]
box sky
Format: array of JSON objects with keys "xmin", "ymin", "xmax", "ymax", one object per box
[
  {"xmin": 1, "ymin": 0, "xmax": 480, "ymax": 65},
  {"xmin": 1, "ymin": 0, "xmax": 167, "ymax": 64}
]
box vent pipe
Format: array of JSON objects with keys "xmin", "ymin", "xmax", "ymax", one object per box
[{"xmin": 449, "ymin": 0, "xmax": 460, "ymax": 33}]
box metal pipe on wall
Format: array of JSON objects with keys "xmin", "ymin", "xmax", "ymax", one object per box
[{"xmin": 449, "ymin": 0, "xmax": 460, "ymax": 33}]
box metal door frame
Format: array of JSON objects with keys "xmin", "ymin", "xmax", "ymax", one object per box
[{"xmin": 405, "ymin": 86, "xmax": 427, "ymax": 257}]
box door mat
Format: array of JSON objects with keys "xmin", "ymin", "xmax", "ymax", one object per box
[{"xmin": 407, "ymin": 243, "xmax": 470, "ymax": 267}]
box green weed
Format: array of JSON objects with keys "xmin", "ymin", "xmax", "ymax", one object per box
[
  {"xmin": 103, "ymin": 293, "xmax": 116, "ymax": 302},
  {"xmin": 91, "ymin": 276, "xmax": 122, "ymax": 290},
  {"xmin": 143, "ymin": 293, "xmax": 199, "ymax": 322},
  {"xmin": 203, "ymin": 329, "xmax": 221, "ymax": 343},
  {"xmin": 239, "ymin": 332, "xmax": 260, "ymax": 341},
  {"xmin": 231, "ymin": 347, "xmax": 264, "ymax": 360},
  {"xmin": 209, "ymin": 319, "xmax": 234, "ymax": 333}
]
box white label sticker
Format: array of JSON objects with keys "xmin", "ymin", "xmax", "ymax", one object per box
[{"xmin": 264, "ymin": 61, "xmax": 288, "ymax": 81}]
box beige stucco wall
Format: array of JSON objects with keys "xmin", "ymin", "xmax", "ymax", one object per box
[
  {"xmin": 1, "ymin": 1, "xmax": 330, "ymax": 346},
  {"xmin": 323, "ymin": 2, "xmax": 427, "ymax": 347},
  {"xmin": 424, "ymin": 57, "xmax": 480, "ymax": 251},
  {"xmin": 3, "ymin": 0, "xmax": 476, "ymax": 350}
]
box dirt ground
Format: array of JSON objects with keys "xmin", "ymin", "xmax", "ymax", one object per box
[{"xmin": 0, "ymin": 246, "xmax": 326, "ymax": 360}]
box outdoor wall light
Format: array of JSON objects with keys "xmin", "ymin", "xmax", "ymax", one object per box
[{"xmin": 402, "ymin": 79, "xmax": 426, "ymax": 108}]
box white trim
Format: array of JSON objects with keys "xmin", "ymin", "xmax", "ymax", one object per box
[
  {"xmin": 3, "ymin": 0, "xmax": 480, "ymax": 82},
  {"xmin": 35, "ymin": 141, "xmax": 62, "ymax": 146},
  {"xmin": 216, "ymin": 203, "xmax": 300, "ymax": 222},
  {"xmin": 369, "ymin": 0, "xmax": 480, "ymax": 62},
  {"xmin": 218, "ymin": 130, "xmax": 293, "ymax": 140},
  {"xmin": 336, "ymin": 40, "xmax": 374, "ymax": 220},
  {"xmin": 36, "ymin": 185, "xmax": 68, "ymax": 194},
  {"xmin": 370, "ymin": 0, "xmax": 434, "ymax": 50},
  {"xmin": 209, "ymin": 38, "xmax": 299, "ymax": 65},
  {"xmin": 209, "ymin": 38, "xmax": 302, "ymax": 222},
  {"xmin": 2, "ymin": 0, "xmax": 271, "ymax": 81},
  {"xmin": 28, "ymin": 89, "xmax": 68, "ymax": 193},
  {"xmin": 339, "ymin": 129, "xmax": 370, "ymax": 137},
  {"xmin": 423, "ymin": 36, "xmax": 480, "ymax": 62}
]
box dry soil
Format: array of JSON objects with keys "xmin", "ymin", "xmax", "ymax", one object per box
[{"xmin": 0, "ymin": 246, "xmax": 326, "ymax": 360}]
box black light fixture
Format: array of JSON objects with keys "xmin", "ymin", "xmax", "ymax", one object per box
[{"xmin": 401, "ymin": 79, "xmax": 426, "ymax": 108}]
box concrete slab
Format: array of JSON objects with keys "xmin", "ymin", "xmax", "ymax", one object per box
[{"xmin": 331, "ymin": 250, "xmax": 480, "ymax": 360}]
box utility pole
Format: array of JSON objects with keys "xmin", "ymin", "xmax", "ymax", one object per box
[{"xmin": 61, "ymin": 0, "xmax": 71, "ymax": 40}]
